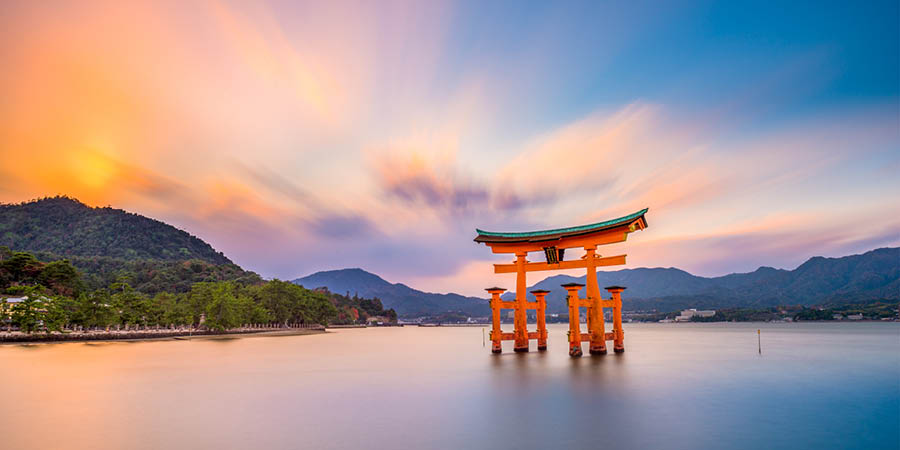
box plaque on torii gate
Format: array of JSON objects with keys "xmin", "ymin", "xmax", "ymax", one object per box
[{"xmin": 475, "ymin": 208, "xmax": 648, "ymax": 357}]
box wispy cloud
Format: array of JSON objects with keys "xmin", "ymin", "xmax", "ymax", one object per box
[{"xmin": 370, "ymin": 142, "xmax": 490, "ymax": 216}]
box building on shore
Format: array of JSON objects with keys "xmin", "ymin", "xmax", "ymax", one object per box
[
  {"xmin": 1, "ymin": 296, "xmax": 26, "ymax": 325},
  {"xmin": 675, "ymin": 309, "xmax": 716, "ymax": 322}
]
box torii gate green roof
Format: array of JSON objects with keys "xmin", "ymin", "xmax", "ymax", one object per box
[{"xmin": 474, "ymin": 208, "xmax": 648, "ymax": 244}]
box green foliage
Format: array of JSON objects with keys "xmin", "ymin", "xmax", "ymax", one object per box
[
  {"xmin": 154, "ymin": 292, "xmax": 191, "ymax": 326},
  {"xmin": 793, "ymin": 302, "xmax": 898, "ymax": 321},
  {"xmin": 41, "ymin": 255, "xmax": 263, "ymax": 296},
  {"xmin": 325, "ymin": 290, "xmax": 395, "ymax": 325},
  {"xmin": 9, "ymin": 286, "xmax": 45, "ymax": 333},
  {"xmin": 252, "ymin": 279, "xmax": 299, "ymax": 324},
  {"xmin": 203, "ymin": 283, "xmax": 243, "ymax": 331},
  {"xmin": 0, "ymin": 251, "xmax": 84, "ymax": 297},
  {"xmin": 42, "ymin": 297, "xmax": 68, "ymax": 332},
  {"xmin": 237, "ymin": 295, "xmax": 271, "ymax": 325},
  {"xmin": 0, "ymin": 251, "xmax": 375, "ymax": 334},
  {"xmin": 0, "ymin": 251, "xmax": 43, "ymax": 285},
  {"xmin": 792, "ymin": 308, "xmax": 835, "ymax": 321},
  {"xmin": 250, "ymin": 280, "xmax": 338, "ymax": 325},
  {"xmin": 110, "ymin": 282, "xmax": 152, "ymax": 326},
  {"xmin": 306, "ymin": 290, "xmax": 338, "ymax": 325},
  {"xmin": 77, "ymin": 290, "xmax": 118, "ymax": 329},
  {"xmin": 37, "ymin": 260, "xmax": 84, "ymax": 296}
]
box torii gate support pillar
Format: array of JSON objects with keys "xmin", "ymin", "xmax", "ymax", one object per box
[
  {"xmin": 563, "ymin": 283, "xmax": 584, "ymax": 357},
  {"xmin": 486, "ymin": 288, "xmax": 506, "ymax": 353},
  {"xmin": 532, "ymin": 290, "xmax": 549, "ymax": 351},
  {"xmin": 607, "ymin": 286, "xmax": 626, "ymax": 353}
]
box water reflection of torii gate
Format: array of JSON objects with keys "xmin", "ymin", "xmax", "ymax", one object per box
[{"xmin": 475, "ymin": 209, "xmax": 648, "ymax": 357}]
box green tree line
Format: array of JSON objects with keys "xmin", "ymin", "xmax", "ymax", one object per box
[{"xmin": 0, "ymin": 250, "xmax": 357, "ymax": 333}]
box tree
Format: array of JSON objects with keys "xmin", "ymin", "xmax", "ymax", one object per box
[
  {"xmin": 79, "ymin": 290, "xmax": 118, "ymax": 329},
  {"xmin": 384, "ymin": 308, "xmax": 398, "ymax": 323},
  {"xmin": 237, "ymin": 295, "xmax": 270, "ymax": 325},
  {"xmin": 0, "ymin": 252, "xmax": 43, "ymax": 286},
  {"xmin": 42, "ymin": 297, "xmax": 68, "ymax": 332},
  {"xmin": 187, "ymin": 282, "xmax": 218, "ymax": 325},
  {"xmin": 156, "ymin": 292, "xmax": 191, "ymax": 326},
  {"xmin": 51, "ymin": 295, "xmax": 81, "ymax": 329},
  {"xmin": 110, "ymin": 281, "xmax": 151, "ymax": 327},
  {"xmin": 304, "ymin": 290, "xmax": 338, "ymax": 325},
  {"xmin": 204, "ymin": 283, "xmax": 241, "ymax": 331},
  {"xmin": 252, "ymin": 279, "xmax": 301, "ymax": 325},
  {"xmin": 0, "ymin": 297, "xmax": 8, "ymax": 332},
  {"xmin": 37, "ymin": 260, "xmax": 84, "ymax": 297},
  {"xmin": 10, "ymin": 287, "xmax": 44, "ymax": 333}
]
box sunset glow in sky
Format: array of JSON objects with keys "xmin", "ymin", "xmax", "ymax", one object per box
[{"xmin": 1, "ymin": 1, "xmax": 898, "ymax": 296}]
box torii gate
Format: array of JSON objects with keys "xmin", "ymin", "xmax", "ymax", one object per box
[{"xmin": 475, "ymin": 208, "xmax": 648, "ymax": 357}]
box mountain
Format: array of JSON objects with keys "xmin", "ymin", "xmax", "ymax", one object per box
[
  {"xmin": 504, "ymin": 248, "xmax": 900, "ymax": 313},
  {"xmin": 293, "ymin": 268, "xmax": 490, "ymax": 317},
  {"xmin": 0, "ymin": 196, "xmax": 261, "ymax": 293},
  {"xmin": 0, "ymin": 196, "xmax": 231, "ymax": 264}
]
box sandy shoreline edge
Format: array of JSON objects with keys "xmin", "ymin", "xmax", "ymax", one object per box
[{"xmin": 0, "ymin": 328, "xmax": 327, "ymax": 345}]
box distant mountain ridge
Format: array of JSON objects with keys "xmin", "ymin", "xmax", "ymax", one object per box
[
  {"xmin": 504, "ymin": 247, "xmax": 899, "ymax": 313},
  {"xmin": 0, "ymin": 196, "xmax": 231, "ymax": 264},
  {"xmin": 296, "ymin": 248, "xmax": 898, "ymax": 316},
  {"xmin": 293, "ymin": 268, "xmax": 489, "ymax": 317}
]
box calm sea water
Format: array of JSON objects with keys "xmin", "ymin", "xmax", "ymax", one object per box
[{"xmin": 1, "ymin": 323, "xmax": 897, "ymax": 450}]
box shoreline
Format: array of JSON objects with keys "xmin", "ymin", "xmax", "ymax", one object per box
[{"xmin": 0, "ymin": 327, "xmax": 326, "ymax": 345}]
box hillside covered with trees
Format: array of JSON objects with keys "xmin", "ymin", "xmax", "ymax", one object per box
[
  {"xmin": 0, "ymin": 196, "xmax": 263, "ymax": 295},
  {"xmin": 0, "ymin": 196, "xmax": 231, "ymax": 263}
]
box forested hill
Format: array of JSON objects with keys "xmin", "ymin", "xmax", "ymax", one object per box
[{"xmin": 0, "ymin": 196, "xmax": 231, "ymax": 264}]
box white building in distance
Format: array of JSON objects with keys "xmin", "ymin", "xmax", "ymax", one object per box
[{"xmin": 675, "ymin": 308, "xmax": 716, "ymax": 322}]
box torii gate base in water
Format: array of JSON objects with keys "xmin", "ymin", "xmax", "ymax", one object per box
[{"xmin": 475, "ymin": 209, "xmax": 648, "ymax": 357}]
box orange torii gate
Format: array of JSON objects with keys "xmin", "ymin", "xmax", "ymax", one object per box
[{"xmin": 475, "ymin": 209, "xmax": 648, "ymax": 357}]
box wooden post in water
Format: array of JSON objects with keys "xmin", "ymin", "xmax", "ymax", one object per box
[
  {"xmin": 532, "ymin": 290, "xmax": 549, "ymax": 351},
  {"xmin": 486, "ymin": 287, "xmax": 506, "ymax": 354},
  {"xmin": 563, "ymin": 283, "xmax": 584, "ymax": 357},
  {"xmin": 758, "ymin": 329, "xmax": 761, "ymax": 354},
  {"xmin": 606, "ymin": 286, "xmax": 627, "ymax": 353}
]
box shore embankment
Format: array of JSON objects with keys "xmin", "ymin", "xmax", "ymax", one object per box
[{"xmin": 0, "ymin": 325, "xmax": 326, "ymax": 344}]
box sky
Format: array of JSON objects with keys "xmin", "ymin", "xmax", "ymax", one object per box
[{"xmin": 1, "ymin": 0, "xmax": 898, "ymax": 296}]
